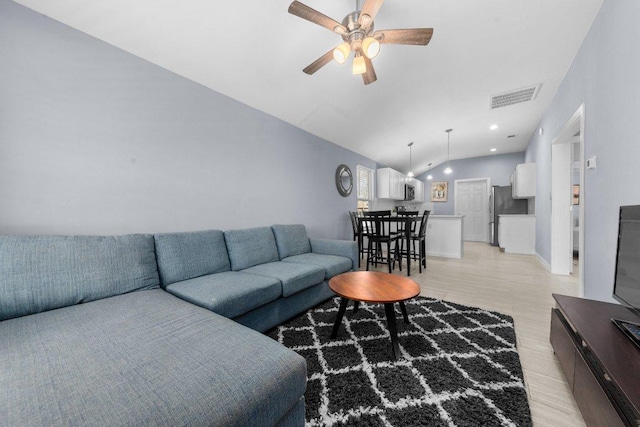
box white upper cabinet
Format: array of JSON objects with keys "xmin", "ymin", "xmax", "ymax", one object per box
[
  {"xmin": 377, "ymin": 168, "xmax": 406, "ymax": 200},
  {"xmin": 408, "ymin": 178, "xmax": 425, "ymax": 202},
  {"xmin": 511, "ymin": 163, "xmax": 536, "ymax": 199}
]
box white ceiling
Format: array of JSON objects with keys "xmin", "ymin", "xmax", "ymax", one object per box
[{"xmin": 14, "ymin": 0, "xmax": 604, "ymax": 175}]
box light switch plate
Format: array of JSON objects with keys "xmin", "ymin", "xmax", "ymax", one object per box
[{"xmin": 586, "ymin": 156, "xmax": 597, "ymax": 169}]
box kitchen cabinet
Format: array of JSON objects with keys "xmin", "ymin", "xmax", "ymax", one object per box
[
  {"xmin": 511, "ymin": 162, "xmax": 536, "ymax": 198},
  {"xmin": 408, "ymin": 178, "xmax": 425, "ymax": 202},
  {"xmin": 498, "ymin": 214, "xmax": 535, "ymax": 254},
  {"xmin": 377, "ymin": 168, "xmax": 406, "ymax": 200}
]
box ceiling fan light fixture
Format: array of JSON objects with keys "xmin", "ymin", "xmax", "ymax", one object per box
[
  {"xmin": 333, "ymin": 42, "xmax": 351, "ymax": 64},
  {"xmin": 352, "ymin": 54, "xmax": 366, "ymax": 75},
  {"xmin": 362, "ymin": 36, "xmax": 380, "ymax": 59}
]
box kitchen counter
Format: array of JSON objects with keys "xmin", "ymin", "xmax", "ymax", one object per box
[
  {"xmin": 498, "ymin": 214, "xmax": 536, "ymax": 254},
  {"xmin": 426, "ymin": 215, "xmax": 464, "ymax": 259}
]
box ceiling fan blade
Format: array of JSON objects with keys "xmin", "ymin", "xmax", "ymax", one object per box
[
  {"xmin": 303, "ymin": 49, "xmax": 335, "ymax": 75},
  {"xmin": 358, "ymin": 0, "xmax": 384, "ymax": 31},
  {"xmin": 362, "ymin": 55, "xmax": 377, "ymax": 85},
  {"xmin": 289, "ymin": 1, "xmax": 347, "ymax": 35},
  {"xmin": 374, "ymin": 28, "xmax": 434, "ymax": 45}
]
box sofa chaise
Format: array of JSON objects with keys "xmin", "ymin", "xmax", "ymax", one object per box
[{"xmin": 0, "ymin": 224, "xmax": 357, "ymax": 426}]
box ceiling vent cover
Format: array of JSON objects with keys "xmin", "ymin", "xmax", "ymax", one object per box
[{"xmin": 490, "ymin": 84, "xmax": 541, "ymax": 109}]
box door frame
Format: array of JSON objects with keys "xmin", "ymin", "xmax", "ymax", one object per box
[
  {"xmin": 551, "ymin": 104, "xmax": 585, "ymax": 296},
  {"xmin": 454, "ymin": 177, "xmax": 491, "ymax": 242}
]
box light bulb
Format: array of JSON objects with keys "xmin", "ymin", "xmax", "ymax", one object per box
[
  {"xmin": 352, "ymin": 55, "xmax": 366, "ymax": 75},
  {"xmin": 362, "ymin": 37, "xmax": 380, "ymax": 59},
  {"xmin": 407, "ymin": 171, "xmax": 414, "ymax": 178},
  {"xmin": 333, "ymin": 42, "xmax": 350, "ymax": 65},
  {"xmin": 444, "ymin": 166, "xmax": 452, "ymax": 175},
  {"xmin": 427, "ymin": 174, "xmax": 433, "ymax": 180}
]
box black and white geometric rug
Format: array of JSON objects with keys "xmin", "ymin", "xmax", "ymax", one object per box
[{"xmin": 267, "ymin": 296, "xmax": 532, "ymax": 427}]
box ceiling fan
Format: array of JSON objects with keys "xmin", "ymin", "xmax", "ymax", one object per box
[{"xmin": 288, "ymin": 0, "xmax": 433, "ymax": 85}]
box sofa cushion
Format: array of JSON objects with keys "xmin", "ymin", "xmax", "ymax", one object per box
[
  {"xmin": 0, "ymin": 289, "xmax": 306, "ymax": 427},
  {"xmin": 0, "ymin": 234, "xmax": 159, "ymax": 321},
  {"xmin": 154, "ymin": 230, "xmax": 230, "ymax": 287},
  {"xmin": 283, "ymin": 253, "xmax": 352, "ymax": 279},
  {"xmin": 242, "ymin": 261, "xmax": 325, "ymax": 297},
  {"xmin": 310, "ymin": 237, "xmax": 359, "ymax": 271},
  {"xmin": 271, "ymin": 224, "xmax": 311, "ymax": 259},
  {"xmin": 165, "ymin": 271, "xmax": 281, "ymax": 318},
  {"xmin": 224, "ymin": 227, "xmax": 279, "ymax": 271}
]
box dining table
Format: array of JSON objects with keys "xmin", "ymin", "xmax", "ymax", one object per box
[{"xmin": 355, "ymin": 214, "xmax": 423, "ymax": 277}]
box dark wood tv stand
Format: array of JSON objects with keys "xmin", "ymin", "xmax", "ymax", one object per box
[{"xmin": 550, "ymin": 294, "xmax": 640, "ymax": 426}]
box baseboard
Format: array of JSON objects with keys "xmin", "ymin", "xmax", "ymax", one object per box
[
  {"xmin": 426, "ymin": 250, "xmax": 462, "ymax": 259},
  {"xmin": 536, "ymin": 252, "xmax": 551, "ymax": 271}
]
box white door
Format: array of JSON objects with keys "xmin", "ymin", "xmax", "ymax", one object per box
[
  {"xmin": 551, "ymin": 138, "xmax": 573, "ymax": 275},
  {"xmin": 551, "ymin": 105, "xmax": 584, "ymax": 281},
  {"xmin": 456, "ymin": 179, "xmax": 489, "ymax": 242}
]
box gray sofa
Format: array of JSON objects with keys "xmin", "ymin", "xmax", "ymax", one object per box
[{"xmin": 0, "ymin": 224, "xmax": 357, "ymax": 426}]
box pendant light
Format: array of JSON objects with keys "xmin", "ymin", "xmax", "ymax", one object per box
[
  {"xmin": 407, "ymin": 142, "xmax": 414, "ymax": 179},
  {"xmin": 444, "ymin": 129, "xmax": 453, "ymax": 175},
  {"xmin": 426, "ymin": 163, "xmax": 433, "ymax": 180}
]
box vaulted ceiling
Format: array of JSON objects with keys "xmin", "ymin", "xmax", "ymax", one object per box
[{"xmin": 14, "ymin": 0, "xmax": 604, "ymax": 175}]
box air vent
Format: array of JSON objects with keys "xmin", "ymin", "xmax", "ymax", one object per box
[
  {"xmin": 490, "ymin": 84, "xmax": 541, "ymax": 109},
  {"xmin": 507, "ymin": 134, "xmax": 517, "ymax": 139}
]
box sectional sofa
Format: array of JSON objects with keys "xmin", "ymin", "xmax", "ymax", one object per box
[{"xmin": 0, "ymin": 224, "xmax": 357, "ymax": 426}]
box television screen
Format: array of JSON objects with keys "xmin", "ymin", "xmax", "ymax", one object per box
[{"xmin": 613, "ymin": 205, "xmax": 640, "ymax": 319}]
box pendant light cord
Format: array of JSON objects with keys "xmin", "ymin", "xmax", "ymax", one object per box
[{"xmin": 445, "ymin": 129, "xmax": 453, "ymax": 174}]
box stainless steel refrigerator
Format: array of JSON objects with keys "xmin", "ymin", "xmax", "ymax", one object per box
[{"xmin": 490, "ymin": 185, "xmax": 528, "ymax": 246}]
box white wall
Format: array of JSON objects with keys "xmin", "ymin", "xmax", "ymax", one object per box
[
  {"xmin": 525, "ymin": 1, "xmax": 640, "ymax": 302},
  {"xmin": 0, "ymin": 1, "xmax": 376, "ymax": 239}
]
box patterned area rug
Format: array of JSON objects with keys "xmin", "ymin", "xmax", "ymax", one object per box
[{"xmin": 267, "ymin": 296, "xmax": 532, "ymax": 426}]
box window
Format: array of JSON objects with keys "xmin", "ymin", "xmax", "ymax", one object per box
[{"xmin": 357, "ymin": 165, "xmax": 375, "ymax": 211}]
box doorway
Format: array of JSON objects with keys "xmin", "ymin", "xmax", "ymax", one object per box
[
  {"xmin": 551, "ymin": 105, "xmax": 584, "ymax": 295},
  {"xmin": 455, "ymin": 178, "xmax": 490, "ymax": 242}
]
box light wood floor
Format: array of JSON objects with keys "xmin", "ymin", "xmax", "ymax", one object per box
[{"xmin": 361, "ymin": 241, "xmax": 585, "ymax": 426}]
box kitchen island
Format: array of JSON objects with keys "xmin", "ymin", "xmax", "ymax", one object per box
[
  {"xmin": 498, "ymin": 214, "xmax": 536, "ymax": 254},
  {"xmin": 425, "ymin": 215, "xmax": 464, "ymax": 259}
]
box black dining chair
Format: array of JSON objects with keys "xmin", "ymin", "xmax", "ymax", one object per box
[
  {"xmin": 349, "ymin": 211, "xmax": 367, "ymax": 267},
  {"xmin": 408, "ymin": 210, "xmax": 430, "ymax": 273},
  {"xmin": 363, "ymin": 211, "xmax": 400, "ymax": 273},
  {"xmin": 394, "ymin": 211, "xmax": 419, "ymax": 269}
]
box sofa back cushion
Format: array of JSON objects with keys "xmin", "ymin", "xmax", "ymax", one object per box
[
  {"xmin": 271, "ymin": 224, "xmax": 311, "ymax": 259},
  {"xmin": 224, "ymin": 227, "xmax": 279, "ymax": 271},
  {"xmin": 0, "ymin": 234, "xmax": 159, "ymax": 321},
  {"xmin": 154, "ymin": 230, "xmax": 230, "ymax": 287}
]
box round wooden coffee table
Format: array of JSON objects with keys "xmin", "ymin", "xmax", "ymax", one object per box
[{"xmin": 328, "ymin": 271, "xmax": 420, "ymax": 360}]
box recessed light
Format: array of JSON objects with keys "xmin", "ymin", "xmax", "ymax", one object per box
[
  {"xmin": 490, "ymin": 148, "xmax": 497, "ymax": 152},
  {"xmin": 490, "ymin": 124, "xmax": 499, "ymax": 130}
]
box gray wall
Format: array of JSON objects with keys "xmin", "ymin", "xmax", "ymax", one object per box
[
  {"xmin": 0, "ymin": 0, "xmax": 376, "ymax": 240},
  {"xmin": 525, "ymin": 1, "xmax": 640, "ymax": 302},
  {"xmin": 415, "ymin": 152, "xmax": 525, "ymax": 214}
]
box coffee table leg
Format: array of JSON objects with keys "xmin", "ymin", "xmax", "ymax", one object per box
[
  {"xmin": 353, "ymin": 301, "xmax": 360, "ymax": 314},
  {"xmin": 399, "ymin": 301, "xmax": 410, "ymax": 324},
  {"xmin": 384, "ymin": 303, "xmax": 400, "ymax": 360},
  {"xmin": 331, "ymin": 298, "xmax": 350, "ymax": 338}
]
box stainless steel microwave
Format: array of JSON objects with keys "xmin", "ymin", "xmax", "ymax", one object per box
[{"xmin": 404, "ymin": 184, "xmax": 415, "ymax": 201}]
